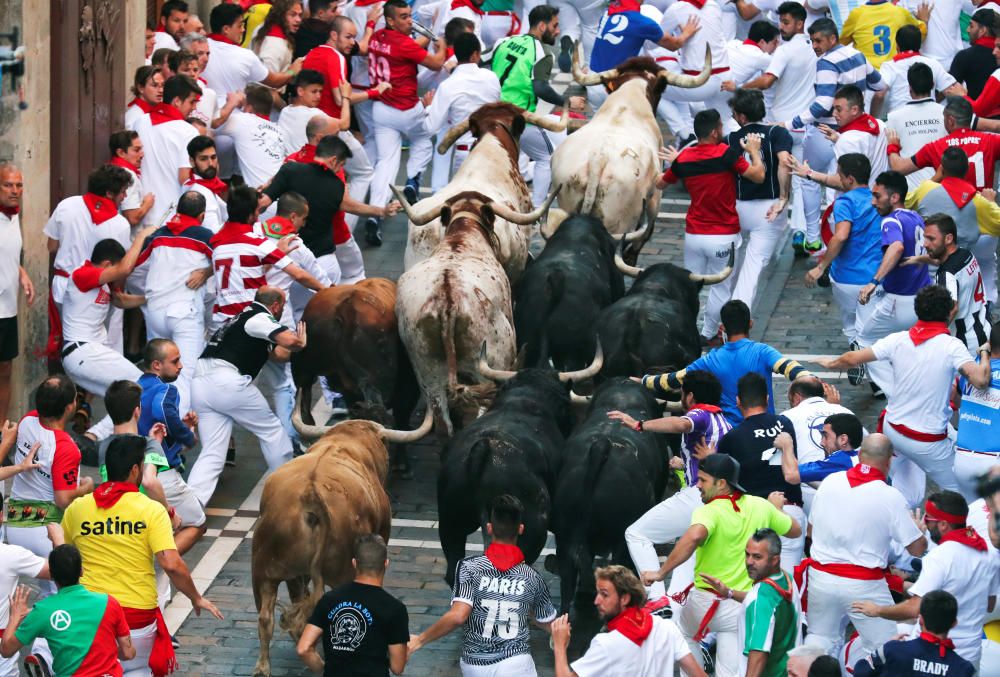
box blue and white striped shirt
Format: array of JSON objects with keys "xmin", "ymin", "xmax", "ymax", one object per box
[{"xmin": 791, "ymin": 44, "xmax": 884, "ymax": 129}]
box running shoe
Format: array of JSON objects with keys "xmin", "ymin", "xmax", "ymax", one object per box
[
  {"xmin": 643, "ymin": 596, "xmax": 673, "ymax": 618},
  {"xmin": 403, "ymin": 174, "xmax": 421, "ymax": 203},
  {"xmin": 24, "ymin": 654, "xmax": 52, "ymax": 677},
  {"xmin": 791, "ymin": 230, "xmax": 806, "ymax": 257},
  {"xmin": 330, "ymin": 395, "xmax": 348, "ymax": 416},
  {"xmin": 699, "ymin": 640, "xmax": 716, "ymax": 673},
  {"xmin": 846, "ymin": 341, "xmax": 866, "ymax": 385},
  {"xmin": 365, "ymin": 218, "xmax": 382, "ymax": 247},
  {"xmin": 804, "ymin": 239, "xmax": 823, "ymax": 255},
  {"xmin": 870, "ymin": 381, "xmax": 886, "ymax": 399},
  {"xmin": 558, "ymin": 36, "xmax": 573, "ymax": 73},
  {"xmin": 226, "ymin": 437, "xmax": 236, "ymax": 467}
]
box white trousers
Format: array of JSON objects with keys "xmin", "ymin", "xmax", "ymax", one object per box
[
  {"xmin": 732, "ymin": 199, "xmax": 787, "ymax": 311},
  {"xmin": 370, "ymin": 101, "xmax": 434, "ymax": 208},
  {"xmin": 804, "ymin": 569, "xmax": 896, "ymax": 659},
  {"xmin": 188, "ymin": 362, "xmax": 293, "ymax": 506},
  {"xmin": 482, "ymin": 12, "xmax": 519, "ymax": 52},
  {"xmin": 257, "ymin": 359, "xmax": 298, "ymax": 445},
  {"xmin": 335, "ymin": 236, "xmax": 367, "ymax": 286},
  {"xmin": 684, "ymin": 232, "xmax": 741, "ymax": 339},
  {"xmin": 460, "ymin": 653, "xmax": 537, "ymax": 677},
  {"xmin": 0, "ymin": 654, "xmax": 17, "ymax": 677},
  {"xmin": 121, "ymin": 621, "xmax": 157, "ymax": 677},
  {"xmin": 780, "ymin": 504, "xmax": 806, "ymax": 574},
  {"xmin": 340, "ymin": 130, "xmax": 374, "ymax": 228},
  {"xmin": 856, "ymin": 291, "xmax": 918, "ymax": 398},
  {"xmin": 981, "ymin": 637, "xmax": 1000, "ymax": 677},
  {"xmin": 291, "ymin": 252, "xmax": 342, "ymax": 323},
  {"xmin": 884, "ymin": 424, "xmax": 960, "ymax": 495},
  {"xmin": 789, "ymin": 129, "xmax": 806, "ymax": 232},
  {"xmin": 625, "ymin": 486, "xmax": 702, "ymax": 601},
  {"xmin": 830, "ymin": 279, "xmax": 875, "ymax": 344},
  {"xmin": 431, "ymin": 129, "xmax": 454, "ymax": 193},
  {"xmin": 973, "ymin": 234, "xmax": 999, "ymax": 304},
  {"xmin": 159, "ymin": 468, "xmax": 206, "ymax": 528},
  {"xmin": 551, "ymin": 0, "xmax": 604, "ymax": 63},
  {"xmin": 62, "ymin": 342, "xmax": 143, "ymax": 397},
  {"xmin": 145, "ymin": 300, "xmax": 206, "ymax": 415},
  {"xmin": 801, "ymin": 125, "xmax": 835, "ymax": 243},
  {"xmin": 678, "ymin": 588, "xmax": 742, "ymax": 677},
  {"xmin": 664, "ymin": 74, "xmax": 736, "ymax": 139},
  {"xmin": 954, "ymin": 448, "xmax": 1000, "ymax": 502},
  {"xmin": 520, "ymin": 123, "xmax": 567, "ymax": 207},
  {"xmin": 355, "ymin": 99, "xmax": 377, "ymax": 162},
  {"xmin": 658, "ymin": 96, "xmax": 691, "ymax": 140},
  {"xmin": 888, "ymin": 451, "xmax": 927, "ymax": 510}
]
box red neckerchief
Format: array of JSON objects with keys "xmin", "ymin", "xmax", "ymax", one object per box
[
  {"xmin": 940, "ymin": 526, "xmax": 989, "ymax": 552},
  {"xmin": 210, "ymin": 221, "xmax": 253, "ymax": 246},
  {"xmin": 743, "ymin": 39, "xmax": 763, "ymax": 49},
  {"xmin": 185, "ymin": 175, "xmax": 227, "ymax": 196},
  {"xmin": 919, "ymin": 632, "xmax": 955, "ymax": 658},
  {"xmin": 709, "ymin": 492, "xmax": 743, "ymax": 512},
  {"xmin": 261, "ymin": 216, "xmax": 296, "ymax": 238},
  {"xmin": 93, "ymin": 481, "xmax": 140, "ymax": 508},
  {"xmin": 451, "ymin": 0, "xmax": 485, "ymax": 15},
  {"xmin": 266, "ymin": 24, "xmax": 287, "ymax": 39},
  {"xmin": 155, "ymin": 20, "xmax": 166, "ymax": 32},
  {"xmin": 485, "ymin": 543, "xmax": 525, "ymax": 572},
  {"xmin": 607, "ymin": 607, "xmax": 654, "ymax": 646},
  {"xmin": 109, "ymin": 156, "xmax": 141, "ymax": 178},
  {"xmin": 839, "ymin": 113, "xmax": 879, "ymax": 136},
  {"xmin": 240, "ymin": 0, "xmax": 271, "ymax": 8},
  {"xmin": 207, "ymin": 32, "xmax": 239, "ymax": 46},
  {"xmin": 681, "ymin": 0, "xmax": 707, "ymax": 8},
  {"xmin": 688, "ymin": 403, "xmax": 722, "ymax": 414},
  {"xmin": 128, "ymin": 98, "xmax": 156, "ymax": 113},
  {"xmin": 846, "ymin": 463, "xmax": 887, "ymax": 487},
  {"xmin": 164, "ymin": 213, "xmax": 202, "ymax": 235},
  {"xmin": 149, "ymin": 103, "xmax": 185, "ymax": 125},
  {"xmin": 608, "ymin": 0, "xmax": 642, "ymax": 13},
  {"xmin": 355, "ymin": 0, "xmax": 383, "ymax": 5},
  {"xmin": 892, "ymin": 50, "xmax": 920, "ymax": 61},
  {"xmin": 285, "ymin": 144, "xmax": 316, "ymax": 164},
  {"xmin": 974, "ymin": 36, "xmax": 996, "ymax": 49},
  {"xmin": 939, "ymin": 176, "xmax": 976, "ymax": 208},
  {"xmin": 82, "ymin": 193, "xmax": 119, "ymax": 225},
  {"xmin": 0, "ymin": 205, "xmax": 19, "ymax": 218},
  {"xmin": 760, "ymin": 572, "xmax": 794, "ymax": 602},
  {"xmin": 311, "ymin": 158, "xmax": 333, "ymax": 172},
  {"xmin": 909, "ymin": 320, "xmax": 950, "ymax": 346}
]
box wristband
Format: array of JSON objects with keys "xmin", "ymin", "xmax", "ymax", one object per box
[
  {"xmin": 869, "ymin": 277, "xmax": 881, "ymax": 287},
  {"xmin": 366, "ymin": 20, "xmax": 376, "ymax": 29},
  {"xmin": 168, "ymin": 506, "xmax": 176, "ymax": 519},
  {"xmin": 366, "ymin": 88, "xmax": 380, "ymax": 100},
  {"xmin": 636, "ymin": 420, "xmax": 644, "ymax": 432},
  {"xmin": 886, "ymin": 143, "xmax": 902, "ymax": 155},
  {"xmin": 726, "ymin": 588, "xmax": 734, "ymax": 599}
]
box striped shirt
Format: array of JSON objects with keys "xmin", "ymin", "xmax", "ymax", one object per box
[
  {"xmin": 790, "ymin": 44, "xmax": 883, "ymax": 129},
  {"xmin": 681, "ymin": 407, "xmax": 732, "ymax": 486},
  {"xmin": 936, "ymin": 248, "xmax": 989, "ymax": 354},
  {"xmin": 209, "ymin": 222, "xmax": 291, "ymax": 328},
  {"xmin": 453, "ymin": 555, "xmax": 557, "ymax": 666},
  {"xmin": 134, "ymin": 220, "xmax": 214, "ymax": 311}
]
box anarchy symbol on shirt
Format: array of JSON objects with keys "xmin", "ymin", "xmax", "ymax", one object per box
[{"xmin": 50, "ymin": 609, "xmax": 72, "ymax": 631}]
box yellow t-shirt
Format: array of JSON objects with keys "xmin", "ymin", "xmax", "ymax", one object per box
[
  {"xmin": 840, "ymin": 1, "xmax": 925, "ymax": 68},
  {"xmin": 62, "ymin": 492, "xmax": 176, "ymax": 610}
]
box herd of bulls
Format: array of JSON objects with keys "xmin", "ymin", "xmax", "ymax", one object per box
[{"xmin": 249, "ymin": 48, "xmax": 723, "ymax": 676}]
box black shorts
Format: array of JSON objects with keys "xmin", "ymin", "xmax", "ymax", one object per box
[{"xmin": 0, "ymin": 315, "xmax": 18, "ymax": 361}]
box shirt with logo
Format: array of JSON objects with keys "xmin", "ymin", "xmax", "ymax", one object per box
[
  {"xmin": 61, "ymin": 491, "xmax": 176, "ymax": 610},
  {"xmin": 368, "ymin": 29, "xmax": 428, "ymax": 110},
  {"xmin": 913, "ymin": 128, "xmax": 1000, "ymax": 190},
  {"xmin": 879, "ymin": 208, "xmax": 931, "ymax": 296},
  {"xmin": 661, "ymin": 143, "xmax": 750, "ymax": 235},
  {"xmin": 957, "ymin": 356, "xmax": 1000, "ymax": 455},
  {"xmin": 9, "ymin": 412, "xmax": 80, "ymax": 522},
  {"xmin": 14, "ymin": 585, "xmax": 129, "ymax": 677},
  {"xmin": 738, "ymin": 572, "xmax": 800, "ymax": 677},
  {"xmin": 590, "ymin": 11, "xmax": 664, "ymax": 72}
]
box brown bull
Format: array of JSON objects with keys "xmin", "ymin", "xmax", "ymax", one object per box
[
  {"xmin": 251, "ymin": 412, "xmax": 432, "ymax": 677},
  {"xmin": 291, "ymin": 278, "xmax": 420, "ymax": 472}
]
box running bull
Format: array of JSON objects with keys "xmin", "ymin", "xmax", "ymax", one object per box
[{"xmin": 251, "ymin": 411, "xmax": 433, "ymax": 677}]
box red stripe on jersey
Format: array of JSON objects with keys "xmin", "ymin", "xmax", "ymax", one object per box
[
  {"xmin": 243, "ymin": 275, "xmax": 267, "ymax": 289},
  {"xmin": 213, "ymin": 300, "xmax": 253, "ymax": 316},
  {"xmin": 136, "ymin": 237, "xmax": 213, "ymax": 266}
]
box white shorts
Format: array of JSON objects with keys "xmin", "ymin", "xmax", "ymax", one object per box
[
  {"xmin": 121, "ymin": 621, "xmax": 157, "ymax": 677},
  {"xmin": 159, "ymin": 468, "xmax": 206, "ymax": 528},
  {"xmin": 460, "ymin": 653, "xmax": 537, "ymax": 677}
]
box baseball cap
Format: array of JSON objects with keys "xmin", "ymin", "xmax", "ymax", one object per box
[
  {"xmin": 971, "ymin": 8, "xmax": 996, "ymax": 30},
  {"xmin": 700, "ymin": 454, "xmax": 748, "ymax": 493}
]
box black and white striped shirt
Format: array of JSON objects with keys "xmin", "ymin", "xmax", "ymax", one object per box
[
  {"xmin": 452, "ymin": 554, "xmax": 557, "ymax": 666},
  {"xmin": 936, "ymin": 247, "xmax": 989, "ymax": 354}
]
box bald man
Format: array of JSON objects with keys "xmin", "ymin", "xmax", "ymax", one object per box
[{"xmin": 0, "ymin": 164, "xmax": 35, "ymax": 421}]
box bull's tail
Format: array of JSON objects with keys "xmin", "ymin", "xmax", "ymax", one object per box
[
  {"xmin": 279, "ymin": 484, "xmax": 331, "ymax": 637},
  {"xmin": 582, "ymin": 438, "xmax": 612, "ymax": 505},
  {"xmin": 581, "ymin": 152, "xmax": 605, "ymax": 215},
  {"xmin": 533, "ymin": 269, "xmax": 565, "ymax": 368},
  {"xmin": 439, "ymin": 304, "xmax": 459, "ymax": 433},
  {"xmin": 623, "ymin": 307, "xmax": 645, "ymax": 376},
  {"xmin": 467, "ymin": 438, "xmax": 493, "ymax": 487}
]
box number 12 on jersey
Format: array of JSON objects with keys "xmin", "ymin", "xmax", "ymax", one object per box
[{"xmin": 480, "ymin": 599, "xmax": 520, "ymax": 639}]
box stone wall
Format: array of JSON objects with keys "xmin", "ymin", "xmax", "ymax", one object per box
[{"xmin": 0, "ymin": 0, "xmax": 24, "ymax": 163}]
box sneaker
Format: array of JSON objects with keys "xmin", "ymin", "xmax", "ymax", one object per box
[
  {"xmin": 791, "ymin": 231, "xmax": 806, "ymax": 258},
  {"xmin": 869, "ymin": 381, "xmax": 886, "ymax": 399},
  {"xmin": 171, "ymin": 634, "xmax": 180, "ymax": 649},
  {"xmin": 846, "ymin": 341, "xmax": 866, "ymax": 385},
  {"xmin": 403, "ymin": 174, "xmax": 421, "ymax": 204},
  {"xmin": 643, "ymin": 596, "xmax": 673, "ymax": 618},
  {"xmin": 699, "ymin": 641, "xmax": 716, "ymax": 673},
  {"xmin": 329, "ymin": 395, "xmax": 348, "ymax": 416},
  {"xmin": 225, "ymin": 438, "xmax": 236, "ymax": 467},
  {"xmin": 558, "ymin": 36, "xmax": 573, "ymax": 73},
  {"xmin": 675, "ymin": 133, "xmax": 697, "ymax": 151},
  {"xmin": 24, "ymin": 654, "xmax": 52, "ymax": 677},
  {"xmin": 804, "ymin": 239, "xmax": 823, "ymax": 256},
  {"xmin": 292, "ymin": 440, "xmax": 305, "ymax": 458},
  {"xmin": 365, "ymin": 218, "xmax": 382, "ymax": 247}
]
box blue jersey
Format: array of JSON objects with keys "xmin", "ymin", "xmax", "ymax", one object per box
[
  {"xmin": 853, "ymin": 636, "xmax": 975, "ymax": 677},
  {"xmin": 881, "ymin": 208, "xmax": 931, "ymax": 295},
  {"xmin": 137, "ymin": 372, "xmax": 195, "ymax": 469},
  {"xmin": 956, "ymin": 356, "xmax": 1000, "ymax": 454},
  {"xmin": 829, "ymin": 187, "xmax": 882, "ymax": 286},
  {"xmin": 590, "ymin": 11, "xmax": 663, "ymax": 72},
  {"xmin": 798, "ymin": 449, "xmax": 858, "ymax": 483},
  {"xmin": 686, "ymin": 339, "xmax": 786, "ymax": 425}
]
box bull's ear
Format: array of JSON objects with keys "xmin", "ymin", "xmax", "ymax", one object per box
[
  {"xmin": 440, "ymin": 206, "xmax": 452, "ymax": 227},
  {"xmin": 480, "ymin": 204, "xmax": 497, "ymax": 231},
  {"xmin": 511, "ymin": 115, "xmax": 526, "ymax": 138}
]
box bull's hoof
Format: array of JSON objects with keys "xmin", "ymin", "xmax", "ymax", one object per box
[
  {"xmin": 544, "ymin": 554, "xmax": 559, "ymax": 575},
  {"xmin": 252, "ymin": 662, "xmax": 271, "ymax": 677}
]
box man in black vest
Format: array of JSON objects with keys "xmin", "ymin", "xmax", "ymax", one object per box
[{"xmin": 186, "ymin": 286, "xmax": 307, "ymax": 507}]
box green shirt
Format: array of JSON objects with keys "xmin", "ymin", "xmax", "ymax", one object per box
[
  {"xmin": 97, "ymin": 434, "xmax": 170, "ymax": 485},
  {"xmin": 740, "ymin": 572, "xmax": 799, "ymax": 677},
  {"xmin": 690, "ymin": 495, "xmax": 793, "ymax": 591},
  {"xmin": 492, "ymin": 34, "xmax": 541, "ymax": 111},
  {"xmin": 481, "ymin": 0, "xmax": 514, "ymax": 10}
]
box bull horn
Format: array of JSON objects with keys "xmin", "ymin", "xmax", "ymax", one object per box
[
  {"xmin": 489, "ymin": 185, "xmax": 561, "ymax": 225},
  {"xmin": 557, "ymin": 340, "xmax": 604, "ymax": 383},
  {"xmin": 689, "ymin": 243, "xmax": 735, "ymax": 285},
  {"xmin": 610, "ymin": 220, "xmax": 651, "ymax": 243},
  {"xmin": 569, "ymin": 391, "xmax": 592, "ymax": 405},
  {"xmin": 572, "ymin": 41, "xmax": 610, "ymax": 86},
  {"xmin": 523, "ymin": 106, "xmax": 569, "ymax": 133},
  {"xmin": 663, "ymin": 399, "xmax": 685, "ymax": 412},
  {"xmin": 292, "ymin": 390, "xmax": 334, "ymax": 440},
  {"xmin": 614, "ymin": 238, "xmax": 644, "ymax": 278},
  {"xmin": 389, "ymin": 184, "xmax": 443, "ymax": 226},
  {"xmin": 437, "ymin": 118, "xmax": 472, "ymax": 154},
  {"xmin": 478, "ymin": 341, "xmax": 517, "ymax": 381},
  {"xmin": 377, "ymin": 406, "xmax": 434, "ymax": 444},
  {"xmin": 659, "ymin": 44, "xmax": 713, "ymax": 88}
]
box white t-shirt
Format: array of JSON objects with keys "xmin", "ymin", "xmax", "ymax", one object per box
[
  {"xmin": 908, "ymin": 540, "xmax": 1000, "ymax": 642},
  {"xmin": 879, "ymin": 54, "xmax": 957, "ymax": 116},
  {"xmin": 834, "ymin": 118, "xmax": 889, "ymax": 181},
  {"xmin": 899, "ymin": 0, "xmax": 976, "ymax": 66},
  {"xmin": 216, "ymin": 110, "xmax": 286, "ymax": 189},
  {"xmin": 570, "ymin": 616, "xmax": 692, "ymax": 677},
  {"xmin": 423, "ymin": 63, "xmax": 502, "ymax": 140},
  {"xmin": 152, "ymin": 31, "xmax": 179, "ymax": 53},
  {"xmin": 662, "ymin": 0, "xmax": 729, "ymax": 74},
  {"xmin": 124, "ymin": 103, "xmax": 149, "ymax": 131},
  {"xmin": 181, "ymin": 180, "xmax": 228, "ymax": 233},
  {"xmin": 886, "ymin": 98, "xmax": 945, "ymax": 191},
  {"xmin": 872, "ymin": 331, "xmax": 974, "ymax": 433},
  {"xmin": 810, "ymin": 471, "xmax": 924, "ymax": 568},
  {"xmin": 118, "ymin": 165, "xmax": 144, "ymax": 213},
  {"xmin": 0, "ymin": 543, "xmax": 45, "ymax": 628},
  {"xmin": 726, "ymin": 40, "xmax": 772, "ymax": 87},
  {"xmin": 278, "ymin": 104, "xmax": 327, "ymax": 155},
  {"xmin": 0, "ymin": 212, "xmax": 23, "ymax": 318},
  {"xmin": 255, "ymin": 34, "xmax": 294, "ymax": 73},
  {"xmin": 193, "ymin": 80, "xmax": 220, "ymax": 127},
  {"xmin": 202, "ymin": 37, "xmax": 270, "ymax": 96},
  {"xmin": 134, "ymin": 115, "xmax": 199, "ymax": 226},
  {"xmin": 61, "ymin": 262, "xmax": 113, "ymax": 344},
  {"xmin": 765, "ymin": 33, "xmax": 817, "ymax": 124}
]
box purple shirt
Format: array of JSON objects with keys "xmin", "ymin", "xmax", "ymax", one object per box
[
  {"xmin": 880, "ymin": 208, "xmax": 931, "ymax": 295},
  {"xmin": 681, "ymin": 407, "xmax": 732, "ymax": 485}
]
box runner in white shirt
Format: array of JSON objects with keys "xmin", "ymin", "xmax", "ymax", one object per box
[
  {"xmin": 437, "ymin": 0, "xmax": 485, "ymax": 45},
  {"xmin": 885, "ymin": 63, "xmax": 945, "ymax": 192},
  {"xmin": 899, "ymin": 0, "xmax": 976, "ymax": 70},
  {"xmin": 0, "ymin": 165, "xmax": 32, "ymax": 426},
  {"xmin": 278, "ymin": 70, "xmax": 333, "ymax": 154},
  {"xmin": 60, "ymin": 236, "xmax": 153, "ymax": 397},
  {"xmin": 181, "ymin": 135, "xmax": 229, "ymax": 233},
  {"xmin": 153, "ymin": 0, "xmax": 188, "ymax": 53},
  {"xmin": 722, "ymin": 22, "xmax": 778, "ymax": 88},
  {"xmin": 107, "ymin": 130, "xmax": 155, "ymax": 230},
  {"xmin": 828, "ymin": 85, "xmax": 888, "ymax": 178},
  {"xmin": 249, "ymin": 0, "xmax": 304, "ymax": 74},
  {"xmin": 818, "ymin": 285, "xmax": 994, "ymax": 496},
  {"xmin": 213, "ymin": 86, "xmax": 287, "ymax": 189},
  {"xmin": 133, "ymin": 74, "xmax": 201, "ymax": 226},
  {"xmin": 851, "ymin": 490, "xmax": 1000, "ymax": 669},
  {"xmin": 801, "ymin": 433, "xmax": 927, "ymax": 660},
  {"xmin": 202, "ymin": 3, "xmax": 300, "ymax": 96},
  {"xmin": 124, "ymin": 66, "xmax": 163, "ymax": 132},
  {"xmin": 875, "ymin": 25, "xmax": 961, "ymax": 117},
  {"xmin": 173, "ymin": 45, "xmax": 219, "ymax": 128},
  {"xmin": 720, "ymin": 0, "xmax": 782, "ymax": 40},
  {"xmin": 424, "ymin": 33, "xmax": 502, "ymax": 186},
  {"xmin": 550, "ymin": 565, "xmax": 707, "ymax": 677}
]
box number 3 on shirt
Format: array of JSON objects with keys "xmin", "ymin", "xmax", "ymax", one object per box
[
  {"xmin": 481, "ymin": 599, "xmax": 520, "ymax": 639},
  {"xmin": 872, "ymin": 25, "xmax": 890, "ymax": 56},
  {"xmin": 369, "ymin": 55, "xmax": 391, "ymax": 85}
]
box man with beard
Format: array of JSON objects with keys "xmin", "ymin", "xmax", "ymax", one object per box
[
  {"xmin": 550, "ymin": 565, "xmax": 707, "ymax": 677},
  {"xmin": 852, "ymin": 491, "xmax": 998, "ymax": 671},
  {"xmin": 182, "ymin": 136, "xmax": 228, "ymax": 232},
  {"xmin": 702, "ymin": 529, "xmax": 800, "ymax": 677}
]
